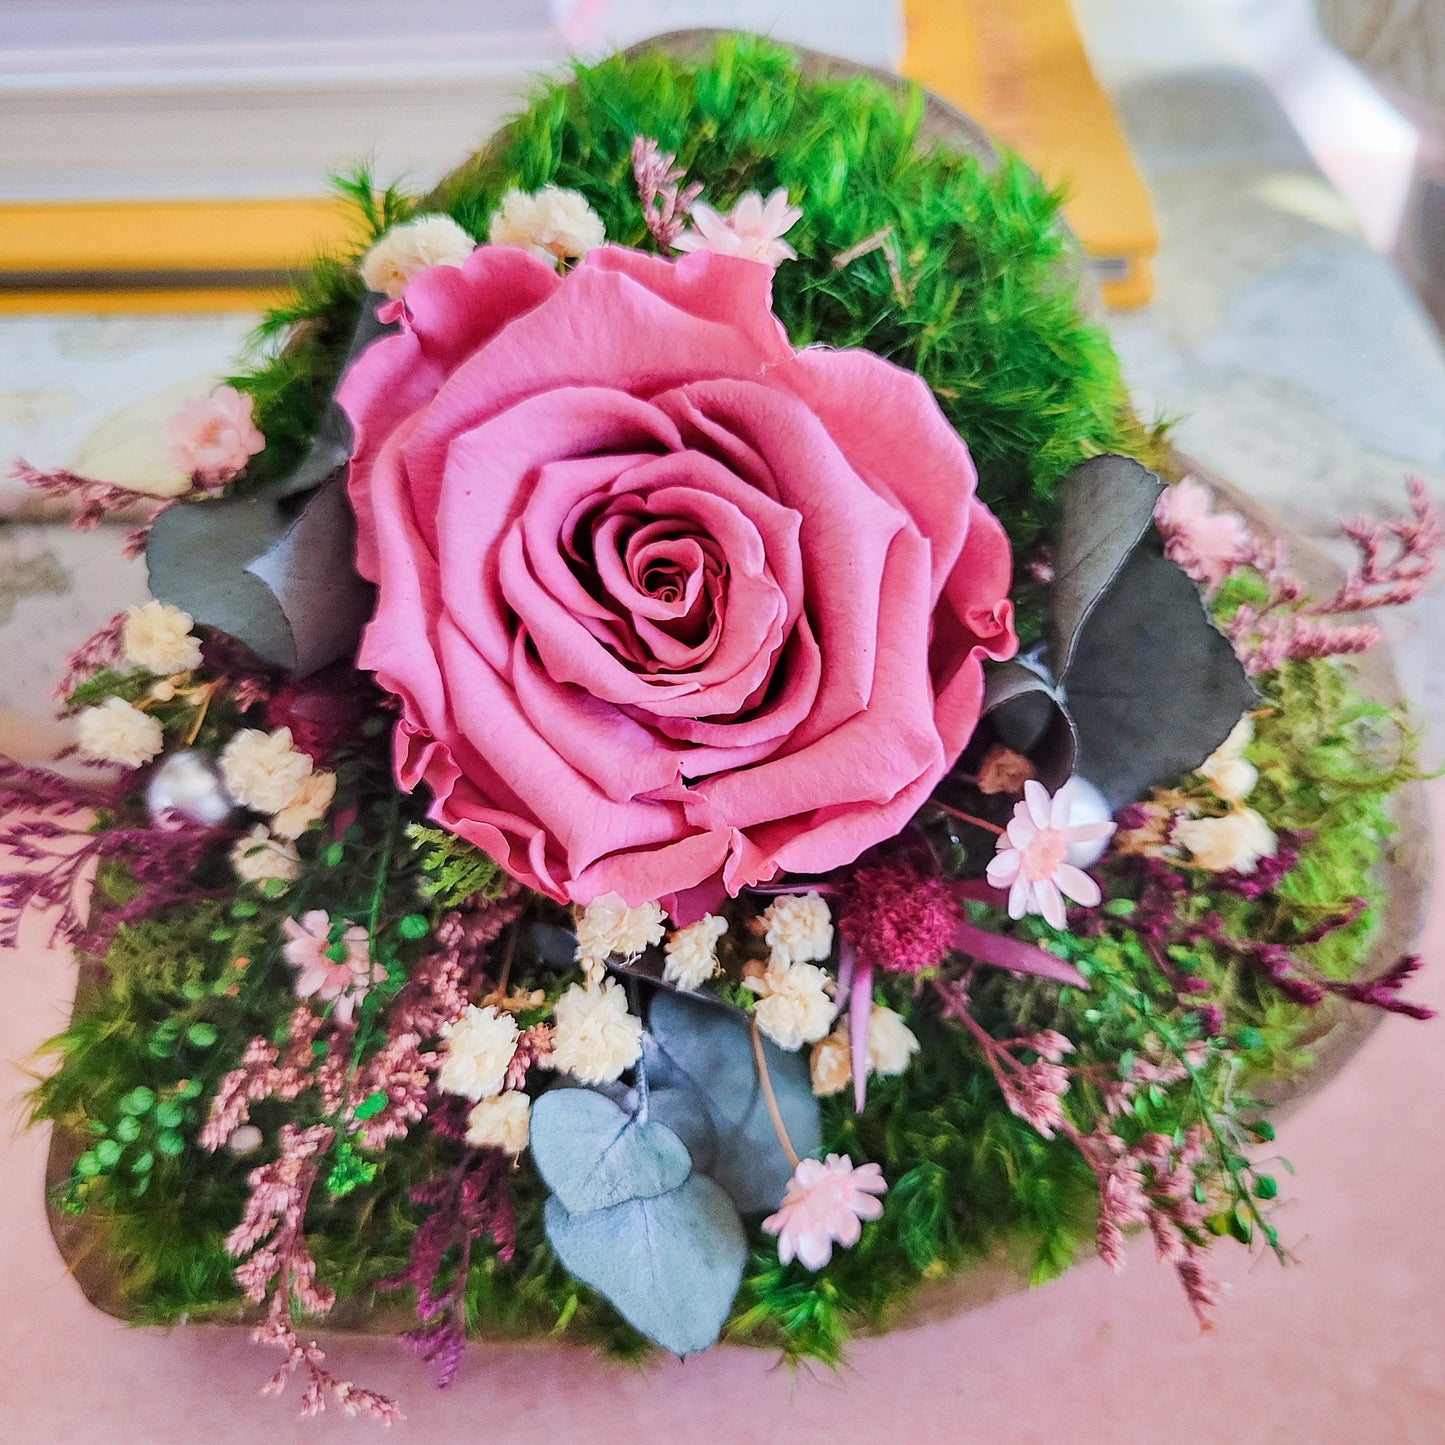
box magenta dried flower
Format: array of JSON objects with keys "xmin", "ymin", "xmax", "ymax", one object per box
[{"xmin": 839, "ymin": 862, "xmax": 956, "ymax": 974}]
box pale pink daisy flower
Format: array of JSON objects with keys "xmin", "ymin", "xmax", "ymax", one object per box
[
  {"xmin": 986, "ymin": 780, "xmax": 1116, "ymax": 929},
  {"xmin": 763, "ymin": 1154, "xmax": 887, "ymax": 1270},
  {"xmin": 1153, "ymin": 477, "xmax": 1253, "ymax": 591},
  {"xmin": 673, "ymin": 187, "xmax": 802, "ymax": 266},
  {"xmin": 165, "ymin": 384, "xmax": 265, "ymax": 487},
  {"xmin": 281, "ymin": 910, "xmax": 385, "ymax": 1026}
]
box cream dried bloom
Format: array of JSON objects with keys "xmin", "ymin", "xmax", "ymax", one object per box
[
  {"xmin": 549, "ymin": 976, "xmax": 642, "ymax": 1085},
  {"xmin": 465, "ymin": 1090, "xmax": 532, "ymax": 1155},
  {"xmin": 808, "ymin": 1004, "xmax": 918, "ymax": 1096},
  {"xmin": 810, "ymin": 1029, "xmax": 852, "ymax": 1097},
  {"xmin": 662, "ymin": 914, "xmax": 727, "ymax": 990},
  {"xmin": 866, "ymin": 1004, "xmax": 920, "ymax": 1077},
  {"xmin": 746, "ymin": 956, "xmax": 837, "ymax": 1051},
  {"xmin": 360, "ymin": 213, "xmax": 476, "ymax": 299},
  {"xmin": 575, "ymin": 893, "xmax": 666, "ymax": 965},
  {"xmin": 230, "ymin": 825, "xmax": 301, "ymax": 888},
  {"xmin": 1197, "ymin": 716, "xmax": 1258, "ymax": 803},
  {"xmin": 437, "ymin": 1005, "xmax": 519, "ymax": 1102},
  {"xmin": 122, "ymin": 600, "xmax": 202, "ymax": 674},
  {"xmin": 270, "ymin": 769, "xmax": 337, "ymax": 840},
  {"xmin": 761, "ymin": 892, "xmax": 834, "ymax": 965},
  {"xmin": 1174, "ymin": 808, "xmax": 1277, "ymax": 874},
  {"xmin": 488, "ymin": 186, "xmax": 605, "ymax": 266},
  {"xmin": 77, "ymin": 696, "xmax": 164, "ymax": 767},
  {"xmin": 219, "ymin": 726, "xmax": 312, "ymax": 815}
]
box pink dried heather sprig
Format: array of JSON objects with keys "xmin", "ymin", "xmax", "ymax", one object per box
[
  {"xmin": 0, "ymin": 805, "xmax": 231, "ymax": 952},
  {"xmin": 933, "ymin": 979, "xmax": 1226, "ymax": 1329},
  {"xmin": 348, "ymin": 1032, "xmax": 438, "ymax": 1151},
  {"xmin": 53, "ymin": 613, "xmax": 127, "ymax": 700},
  {"xmin": 504, "ymin": 1023, "xmax": 554, "ymax": 1091},
  {"xmin": 378, "ymin": 1148, "xmax": 516, "ymax": 1389},
  {"xmin": 1226, "ymin": 477, "xmax": 1442, "ymax": 674},
  {"xmin": 631, "ymin": 135, "xmax": 703, "ymax": 250},
  {"xmin": 230, "ymin": 1122, "xmax": 403, "ymax": 1422},
  {"xmin": 200, "ymin": 1009, "xmax": 324, "ymax": 1150}
]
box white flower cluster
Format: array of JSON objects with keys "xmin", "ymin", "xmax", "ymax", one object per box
[
  {"xmin": 741, "ymin": 893, "xmax": 839, "ymax": 1051},
  {"xmin": 549, "ymin": 975, "xmax": 642, "ymax": 1085},
  {"xmin": 574, "ymin": 893, "xmax": 666, "ymax": 969},
  {"xmin": 218, "ymin": 728, "xmax": 336, "ymax": 883},
  {"xmin": 465, "ymin": 1091, "xmax": 531, "ymax": 1155},
  {"xmin": 662, "ymin": 914, "xmax": 728, "ymax": 991},
  {"xmin": 437, "ymin": 1004, "xmax": 518, "ymax": 1102},
  {"xmin": 122, "ymin": 601, "xmax": 202, "ymax": 675},
  {"xmin": 77, "ymin": 696, "xmax": 164, "ymax": 768},
  {"xmin": 762, "ymin": 891, "xmax": 833, "ymax": 965},
  {"xmin": 229, "ymin": 824, "xmax": 302, "ymax": 890},
  {"xmin": 488, "ymin": 186, "xmax": 605, "ymax": 266},
  {"xmin": 809, "ymin": 1006, "xmax": 920, "ymax": 1097},
  {"xmin": 360, "ymin": 213, "xmax": 476, "ymax": 299},
  {"xmin": 1175, "ymin": 714, "xmax": 1277, "ymax": 873}
]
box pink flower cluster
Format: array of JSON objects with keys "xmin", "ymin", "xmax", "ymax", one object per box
[{"xmin": 630, "ymin": 135, "xmax": 702, "ymax": 250}]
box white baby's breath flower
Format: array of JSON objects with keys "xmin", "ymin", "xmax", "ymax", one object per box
[
  {"xmin": 219, "ymin": 726, "xmax": 313, "ymax": 815},
  {"xmin": 1174, "ymin": 808, "xmax": 1277, "ymax": 874},
  {"xmin": 270, "ymin": 769, "xmax": 337, "ymax": 840},
  {"xmin": 465, "ymin": 1090, "xmax": 531, "ymax": 1155},
  {"xmin": 230, "ymin": 824, "xmax": 301, "ymax": 888},
  {"xmin": 549, "ymin": 976, "xmax": 642, "ymax": 1085},
  {"xmin": 809, "ymin": 1029, "xmax": 852, "ymax": 1097},
  {"xmin": 575, "ymin": 893, "xmax": 666, "ymax": 965},
  {"xmin": 866, "ymin": 1004, "xmax": 920, "ymax": 1077},
  {"xmin": 761, "ymin": 892, "xmax": 834, "ymax": 966},
  {"xmin": 359, "ymin": 213, "xmax": 476, "ymax": 299},
  {"xmin": 662, "ymin": 914, "xmax": 727, "ymax": 991},
  {"xmin": 746, "ymin": 957, "xmax": 837, "ymax": 1052},
  {"xmin": 1197, "ymin": 716, "xmax": 1258, "ymax": 803},
  {"xmin": 76, "ymin": 696, "xmax": 164, "ymax": 767},
  {"xmin": 438, "ymin": 1005, "xmax": 518, "ymax": 1102},
  {"xmin": 121, "ymin": 600, "xmax": 202, "ymax": 675},
  {"xmin": 488, "ymin": 186, "xmax": 605, "ymax": 266}
]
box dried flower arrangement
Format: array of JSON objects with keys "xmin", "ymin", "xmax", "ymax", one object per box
[{"xmin": 2, "ymin": 34, "xmax": 1439, "ymax": 1424}]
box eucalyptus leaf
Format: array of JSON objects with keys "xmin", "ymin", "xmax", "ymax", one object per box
[
  {"xmin": 1061, "ymin": 538, "xmax": 1257, "ymax": 807},
  {"xmin": 962, "ymin": 455, "xmax": 1255, "ymax": 811},
  {"xmin": 646, "ymin": 990, "xmax": 819, "ymax": 1214},
  {"xmin": 543, "ymin": 1173, "xmax": 746, "ymax": 1357},
  {"xmin": 529, "ymin": 1087, "xmax": 691, "ymax": 1215}
]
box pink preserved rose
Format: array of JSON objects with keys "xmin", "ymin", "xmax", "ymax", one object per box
[{"xmin": 340, "ymin": 244, "xmax": 1017, "ymax": 905}]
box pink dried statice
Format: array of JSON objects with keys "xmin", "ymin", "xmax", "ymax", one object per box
[
  {"xmin": 762, "ymin": 1154, "xmax": 888, "ymax": 1270},
  {"xmin": 504, "ymin": 1023, "xmax": 554, "ymax": 1091},
  {"xmin": 389, "ymin": 894, "xmax": 523, "ymax": 1039},
  {"xmin": 630, "ymin": 135, "xmax": 703, "ymax": 250},
  {"xmin": 934, "ymin": 980, "xmax": 1227, "ymax": 1329},
  {"xmin": 9, "ymin": 459, "xmax": 161, "ymax": 531},
  {"xmin": 348, "ymin": 1031, "xmax": 438, "ymax": 1151}
]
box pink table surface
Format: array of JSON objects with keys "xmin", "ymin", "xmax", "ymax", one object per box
[{"xmin": 2, "ymin": 785, "xmax": 1442, "ymax": 1445}]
